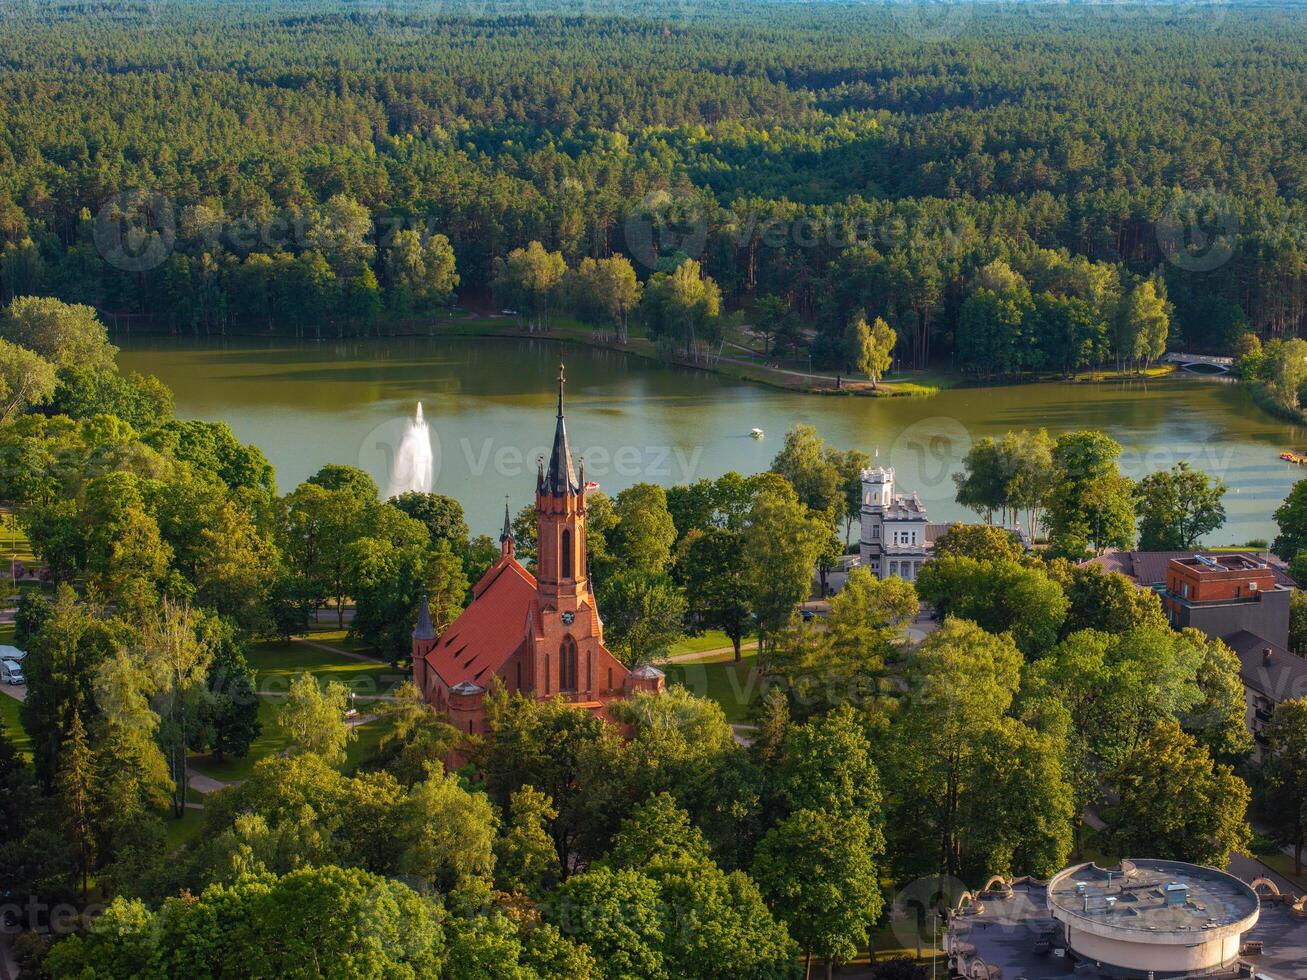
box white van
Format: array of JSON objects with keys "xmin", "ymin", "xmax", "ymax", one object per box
[
  {"xmin": 0, "ymin": 659, "xmax": 24, "ymax": 685},
  {"xmin": 0, "ymin": 645, "xmax": 25, "ymax": 662}
]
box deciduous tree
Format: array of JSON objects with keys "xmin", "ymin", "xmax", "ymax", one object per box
[
  {"xmin": 1135, "ymin": 462, "xmax": 1226, "ymax": 550},
  {"xmin": 277, "ymin": 673, "xmax": 355, "ymax": 767},
  {"xmin": 1107, "ymin": 719, "xmax": 1250, "ymax": 866}
]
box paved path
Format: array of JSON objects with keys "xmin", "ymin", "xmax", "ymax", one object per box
[
  {"xmin": 187, "ymin": 767, "xmax": 231, "ymax": 794},
  {"xmin": 730, "ymin": 723, "xmax": 757, "ymax": 748},
  {"xmin": 717, "ymin": 342, "xmax": 915, "ymax": 392},
  {"xmin": 1228, "ymin": 853, "xmax": 1303, "ymax": 897},
  {"xmin": 0, "ymin": 684, "xmax": 24, "ymax": 702}
]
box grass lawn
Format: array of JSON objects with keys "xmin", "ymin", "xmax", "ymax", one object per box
[
  {"xmin": 867, "ymin": 918, "xmax": 945, "ymax": 963},
  {"xmin": 667, "ymin": 630, "xmax": 756, "ymax": 657},
  {"xmin": 189, "ymin": 698, "xmax": 290, "ymax": 782},
  {"xmin": 246, "ymin": 639, "xmax": 408, "ymax": 700},
  {"xmin": 163, "ymin": 807, "xmax": 207, "ymax": 850},
  {"xmin": 662, "ymin": 652, "xmax": 765, "ymax": 724},
  {"xmin": 1, "ymin": 691, "xmax": 30, "ymax": 760},
  {"xmin": 304, "ymin": 627, "xmax": 370, "ymax": 653},
  {"xmin": 0, "ymin": 520, "xmax": 36, "ymax": 564},
  {"xmin": 345, "ymin": 714, "xmax": 397, "ymax": 773},
  {"xmin": 190, "ymin": 698, "xmax": 397, "ymax": 784}
]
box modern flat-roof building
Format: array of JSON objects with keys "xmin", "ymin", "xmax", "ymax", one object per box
[
  {"xmin": 1046, "ymin": 860, "xmax": 1259, "ymax": 977},
  {"xmin": 947, "ymin": 859, "xmax": 1305, "ymax": 979},
  {"xmin": 1162, "ymin": 554, "xmax": 1291, "ymax": 648},
  {"xmin": 1084, "ymin": 550, "xmax": 1297, "ymax": 594}
]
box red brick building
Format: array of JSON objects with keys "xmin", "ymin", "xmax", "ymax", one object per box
[
  {"xmin": 411, "ymin": 365, "xmax": 663, "ymax": 734},
  {"xmin": 1160, "ymin": 553, "xmax": 1291, "ymax": 646}
]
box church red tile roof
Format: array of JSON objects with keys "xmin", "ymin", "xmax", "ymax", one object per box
[{"xmin": 424, "ymin": 555, "xmax": 539, "ymax": 689}]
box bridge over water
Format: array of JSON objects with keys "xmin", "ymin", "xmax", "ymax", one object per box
[{"xmin": 1163, "ymin": 352, "xmax": 1235, "ymax": 373}]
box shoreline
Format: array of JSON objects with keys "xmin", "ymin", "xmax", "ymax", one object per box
[{"xmin": 112, "ymin": 313, "xmax": 1191, "ymax": 399}]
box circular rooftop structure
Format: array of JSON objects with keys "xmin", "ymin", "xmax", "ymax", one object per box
[{"xmin": 1047, "ymin": 859, "xmax": 1260, "ymax": 977}]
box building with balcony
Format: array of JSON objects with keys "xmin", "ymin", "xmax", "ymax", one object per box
[{"xmin": 1223, "ymin": 632, "xmax": 1307, "ymax": 754}]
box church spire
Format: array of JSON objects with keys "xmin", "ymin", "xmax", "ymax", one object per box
[
  {"xmin": 500, "ymin": 496, "xmax": 515, "ymax": 558},
  {"xmin": 542, "ymin": 361, "xmax": 577, "ymax": 496},
  {"xmin": 413, "ymin": 593, "xmax": 435, "ymax": 641}
]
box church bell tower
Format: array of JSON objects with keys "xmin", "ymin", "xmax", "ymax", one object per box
[{"xmin": 535, "ymin": 363, "xmax": 588, "ymax": 603}]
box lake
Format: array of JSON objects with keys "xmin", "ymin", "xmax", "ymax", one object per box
[{"xmin": 117, "ymin": 335, "xmax": 1307, "ymax": 543}]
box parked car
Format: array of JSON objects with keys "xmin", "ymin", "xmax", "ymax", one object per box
[
  {"xmin": 0, "ymin": 659, "xmax": 24, "ymax": 685},
  {"xmin": 0, "ymin": 644, "xmax": 25, "ymax": 662}
]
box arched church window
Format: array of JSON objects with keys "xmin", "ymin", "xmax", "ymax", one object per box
[
  {"xmin": 560, "ymin": 635, "xmax": 577, "ymax": 692},
  {"xmin": 561, "ymin": 529, "xmax": 573, "ymax": 578}
]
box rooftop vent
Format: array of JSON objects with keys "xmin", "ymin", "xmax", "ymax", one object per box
[{"xmin": 1164, "ymin": 883, "xmax": 1189, "ymax": 907}]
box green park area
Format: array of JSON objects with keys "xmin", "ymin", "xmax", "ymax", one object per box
[
  {"xmin": 1, "ymin": 688, "xmax": 29, "ymax": 761},
  {"xmin": 245, "ymin": 637, "xmax": 409, "ymax": 700},
  {"xmin": 189, "ymin": 638, "xmax": 400, "ymax": 784},
  {"xmin": 188, "ymin": 697, "xmax": 395, "ymax": 784},
  {"xmin": 662, "ymin": 648, "xmax": 764, "ymax": 725},
  {"xmin": 0, "ymin": 514, "xmax": 36, "ymax": 564},
  {"xmin": 666, "ymin": 629, "xmax": 753, "ymax": 657}
]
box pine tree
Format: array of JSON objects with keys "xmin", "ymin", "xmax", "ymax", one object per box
[{"xmin": 57, "ymin": 710, "xmax": 96, "ymax": 899}]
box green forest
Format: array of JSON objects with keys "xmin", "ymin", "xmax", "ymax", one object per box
[{"xmin": 0, "ymin": 1, "xmax": 1303, "ymax": 376}]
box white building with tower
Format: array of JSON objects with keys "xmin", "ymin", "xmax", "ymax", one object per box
[{"xmin": 859, "ymin": 463, "xmax": 929, "ymax": 581}]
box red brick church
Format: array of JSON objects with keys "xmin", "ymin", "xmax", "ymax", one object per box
[{"xmin": 411, "ymin": 365, "xmax": 664, "ymax": 734}]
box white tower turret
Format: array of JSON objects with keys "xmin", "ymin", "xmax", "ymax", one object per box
[{"xmin": 859, "ymin": 461, "xmax": 928, "ymax": 581}]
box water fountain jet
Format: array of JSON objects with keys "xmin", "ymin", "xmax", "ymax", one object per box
[{"xmin": 386, "ymin": 402, "xmax": 433, "ymax": 499}]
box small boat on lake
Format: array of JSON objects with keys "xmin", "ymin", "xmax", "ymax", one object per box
[
  {"xmin": 1280, "ymin": 451, "xmax": 1307, "ymax": 465},
  {"xmin": 750, "ymin": 428, "xmax": 764, "ymax": 439}
]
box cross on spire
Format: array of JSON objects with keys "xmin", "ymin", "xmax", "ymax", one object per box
[{"xmin": 542, "ymin": 361, "xmax": 577, "ymax": 496}]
